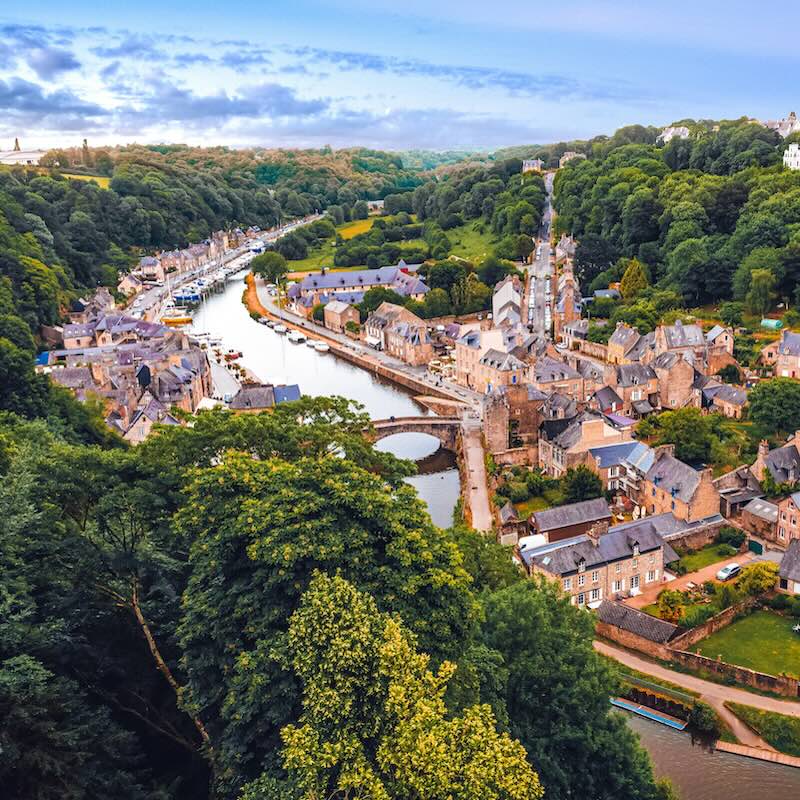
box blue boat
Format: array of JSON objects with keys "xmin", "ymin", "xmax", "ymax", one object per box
[{"xmin": 611, "ymin": 697, "xmax": 688, "ymax": 730}]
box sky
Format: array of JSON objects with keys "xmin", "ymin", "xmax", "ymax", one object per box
[{"xmin": 0, "ymin": 1, "xmax": 798, "ymax": 152}]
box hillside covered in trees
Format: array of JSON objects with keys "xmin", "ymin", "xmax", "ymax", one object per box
[{"xmin": 553, "ymin": 118, "xmax": 800, "ymax": 311}]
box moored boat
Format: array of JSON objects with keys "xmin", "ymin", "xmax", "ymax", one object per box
[
  {"xmin": 274, "ymin": 324, "xmax": 287, "ymax": 334},
  {"xmin": 313, "ymin": 341, "xmax": 330, "ymax": 352},
  {"xmin": 288, "ymin": 330, "xmax": 307, "ymax": 343}
]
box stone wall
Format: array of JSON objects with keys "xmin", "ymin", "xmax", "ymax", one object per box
[
  {"xmin": 494, "ymin": 446, "xmax": 537, "ymax": 467},
  {"xmin": 668, "ymin": 649, "xmax": 799, "ymax": 697},
  {"xmin": 664, "ymin": 517, "xmax": 726, "ymax": 552},
  {"xmin": 596, "ymin": 621, "xmax": 673, "ymax": 660},
  {"xmin": 577, "ymin": 340, "xmax": 609, "ymax": 361}
]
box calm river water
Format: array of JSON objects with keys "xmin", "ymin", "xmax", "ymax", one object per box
[
  {"xmin": 189, "ymin": 270, "xmax": 460, "ymax": 527},
  {"xmin": 190, "ymin": 271, "xmax": 800, "ymax": 799}
]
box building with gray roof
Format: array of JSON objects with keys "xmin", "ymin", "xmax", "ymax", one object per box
[{"xmin": 596, "ymin": 600, "xmax": 679, "ymax": 643}]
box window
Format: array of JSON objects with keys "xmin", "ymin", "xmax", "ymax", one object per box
[
  {"xmin": 646, "ymin": 569, "xmax": 657, "ymax": 583},
  {"xmin": 563, "ymin": 578, "xmax": 572, "ymax": 590},
  {"xmin": 632, "ymin": 544, "xmax": 639, "ymax": 557},
  {"xmin": 591, "ymin": 570, "xmax": 599, "ymax": 583},
  {"xmin": 590, "ymin": 588, "xmax": 600, "ymax": 602},
  {"xmin": 630, "ymin": 575, "xmax": 640, "ymax": 590},
  {"xmin": 578, "ymin": 560, "xmax": 586, "ymax": 573},
  {"xmin": 780, "ymin": 527, "xmax": 786, "ymax": 540},
  {"xmin": 651, "ymin": 487, "xmax": 656, "ymax": 497},
  {"xmin": 612, "ymin": 579, "xmax": 623, "ymax": 593},
  {"xmin": 578, "ymin": 574, "xmax": 585, "ymax": 587},
  {"xmin": 631, "ymin": 559, "xmax": 638, "ymax": 570},
  {"xmin": 577, "ymin": 593, "xmax": 585, "ymax": 606},
  {"xmin": 782, "ymin": 512, "xmax": 787, "ymax": 521},
  {"xmin": 615, "ymin": 563, "xmax": 621, "ymax": 573},
  {"xmin": 671, "ymin": 500, "xmax": 676, "ymax": 511},
  {"xmin": 649, "ymin": 554, "xmax": 655, "ymax": 564}
]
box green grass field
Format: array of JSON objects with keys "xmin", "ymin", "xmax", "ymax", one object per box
[
  {"xmin": 676, "ymin": 543, "xmax": 738, "ymax": 573},
  {"xmin": 727, "ymin": 702, "xmax": 800, "ymax": 755},
  {"xmin": 514, "ymin": 487, "xmax": 567, "ymax": 518},
  {"xmin": 446, "ymin": 221, "xmax": 498, "ymax": 262},
  {"xmin": 696, "ymin": 610, "xmax": 800, "ymax": 678}
]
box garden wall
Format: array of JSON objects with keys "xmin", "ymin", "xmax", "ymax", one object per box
[
  {"xmin": 668, "ymin": 649, "xmax": 800, "ymax": 698},
  {"xmin": 595, "ymin": 621, "xmax": 673, "ymax": 661},
  {"xmin": 664, "ymin": 518, "xmax": 726, "ymax": 552},
  {"xmin": 494, "ymin": 446, "xmax": 537, "ymax": 467},
  {"xmin": 577, "ymin": 340, "xmax": 609, "ymax": 360}
]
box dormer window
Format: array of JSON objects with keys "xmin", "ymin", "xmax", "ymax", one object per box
[
  {"xmin": 632, "ymin": 543, "xmax": 640, "ymax": 557},
  {"xmin": 578, "ymin": 558, "xmax": 586, "ymax": 573}
]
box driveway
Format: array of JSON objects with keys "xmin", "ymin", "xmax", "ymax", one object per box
[{"xmin": 624, "ymin": 550, "xmax": 758, "ymax": 609}]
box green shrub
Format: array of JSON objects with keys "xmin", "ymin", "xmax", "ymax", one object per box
[
  {"xmin": 508, "ymin": 481, "xmax": 530, "ymax": 503},
  {"xmin": 680, "ymin": 604, "xmax": 716, "ymax": 629},
  {"xmin": 688, "ymin": 701, "xmax": 722, "ymax": 738},
  {"xmin": 718, "ymin": 543, "xmax": 737, "ymax": 557},
  {"xmin": 703, "ymin": 580, "xmax": 716, "ymax": 595},
  {"xmin": 769, "ymin": 594, "xmax": 790, "ymax": 611},
  {"xmin": 790, "ymin": 597, "xmax": 800, "ymax": 618},
  {"xmin": 718, "ymin": 526, "xmax": 746, "ymax": 549}
]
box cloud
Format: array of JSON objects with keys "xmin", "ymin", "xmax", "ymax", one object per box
[
  {"xmin": 173, "ymin": 53, "xmax": 213, "ymax": 67},
  {"xmin": 91, "ymin": 32, "xmax": 164, "ymax": 59},
  {"xmin": 26, "ymin": 47, "xmax": 81, "ymax": 79},
  {"xmin": 288, "ymin": 46, "xmax": 643, "ymax": 102},
  {"xmin": 222, "ymin": 49, "xmax": 272, "ymax": 72}
]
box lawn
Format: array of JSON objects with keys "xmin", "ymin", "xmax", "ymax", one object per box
[
  {"xmin": 514, "ymin": 487, "xmax": 567, "ymax": 518},
  {"xmin": 696, "ymin": 610, "xmax": 800, "ymax": 678},
  {"xmin": 446, "ymin": 221, "xmax": 498, "ymax": 262},
  {"xmin": 675, "ymin": 542, "xmax": 738, "ymax": 573},
  {"xmin": 726, "ymin": 702, "xmax": 800, "ymax": 756},
  {"xmin": 339, "ymin": 218, "xmax": 376, "ymax": 239}
]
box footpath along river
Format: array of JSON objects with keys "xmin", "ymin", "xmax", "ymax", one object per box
[
  {"xmin": 189, "ymin": 270, "xmax": 460, "ymax": 527},
  {"xmin": 190, "ymin": 271, "xmax": 800, "ymax": 798}
]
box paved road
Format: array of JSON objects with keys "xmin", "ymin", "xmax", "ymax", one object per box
[
  {"xmin": 595, "ymin": 639, "xmax": 800, "ymax": 719},
  {"xmin": 462, "ymin": 421, "xmax": 493, "ymax": 532},
  {"xmin": 527, "ymin": 172, "xmax": 554, "ymax": 339}
]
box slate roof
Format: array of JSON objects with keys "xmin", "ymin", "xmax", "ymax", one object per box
[
  {"xmin": 530, "ymin": 497, "xmax": 611, "ymax": 532},
  {"xmin": 273, "ymin": 384, "xmax": 301, "ymax": 404},
  {"xmin": 778, "ymin": 331, "xmax": 800, "ymax": 357},
  {"xmin": 596, "ymin": 600, "xmax": 679, "ymax": 643},
  {"xmin": 297, "ymin": 265, "xmax": 428, "ymax": 296},
  {"xmin": 534, "ymin": 356, "xmax": 581, "ymax": 383},
  {"xmin": 764, "ymin": 444, "xmax": 800, "ymax": 484},
  {"xmin": 742, "ymin": 497, "xmax": 779, "ymax": 523},
  {"xmin": 521, "ymin": 514, "xmax": 676, "ymax": 574},
  {"xmin": 499, "ymin": 501, "xmax": 519, "ymax": 524},
  {"xmin": 564, "ymin": 319, "xmax": 590, "ymax": 336},
  {"xmin": 779, "ymin": 539, "xmax": 800, "ymax": 582},
  {"xmin": 479, "ymin": 349, "xmax": 527, "ymax": 371},
  {"xmin": 589, "ymin": 441, "xmax": 642, "ymax": 468},
  {"xmin": 706, "ymin": 324, "xmax": 726, "ymax": 342},
  {"xmin": 593, "ymin": 385, "xmax": 623, "ymax": 410},
  {"xmin": 608, "ymin": 323, "xmax": 639, "ymax": 350},
  {"xmin": 662, "ymin": 320, "xmax": 704, "ymax": 348},
  {"xmin": 707, "ymin": 384, "xmax": 748, "ymax": 407},
  {"xmin": 324, "ymin": 299, "xmax": 351, "ymax": 315},
  {"xmin": 616, "ymin": 363, "xmax": 657, "ymax": 387},
  {"xmin": 646, "ymin": 452, "xmax": 702, "ymax": 503},
  {"xmin": 229, "ymin": 384, "xmax": 275, "ymax": 409},
  {"xmin": 626, "ymin": 331, "xmax": 655, "ymax": 362},
  {"xmin": 49, "ymin": 367, "xmax": 94, "ymax": 390}
]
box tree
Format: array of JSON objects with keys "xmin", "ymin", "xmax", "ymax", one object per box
[
  {"xmin": 620, "ymin": 258, "xmax": 649, "ymax": 300},
  {"xmin": 719, "ymin": 301, "xmax": 744, "ymax": 328},
  {"xmin": 250, "ymin": 251, "xmax": 288, "ymax": 284},
  {"xmin": 482, "ymin": 577, "xmax": 666, "ymax": 800},
  {"xmin": 177, "ymin": 451, "xmax": 476, "ymax": 795},
  {"xmin": 352, "ymin": 200, "xmax": 369, "ymax": 219},
  {"xmin": 422, "ymin": 287, "xmax": 452, "ymax": 318},
  {"xmin": 243, "ymin": 573, "xmax": 543, "ymax": 800},
  {"xmin": 561, "ymin": 465, "xmax": 604, "ymax": 504},
  {"xmin": 716, "ymin": 363, "xmax": 741, "ymax": 384},
  {"xmin": 312, "ymin": 303, "xmax": 324, "ymax": 322},
  {"xmin": 736, "ymin": 561, "xmax": 779, "ymax": 596},
  {"xmin": 745, "ymin": 268, "xmax": 776, "ymax": 316},
  {"xmin": 655, "ymin": 407, "xmax": 716, "ymax": 462},
  {"xmin": 749, "ymin": 378, "xmax": 800, "ymax": 434},
  {"xmin": 656, "ymin": 589, "xmax": 686, "ymax": 623}
]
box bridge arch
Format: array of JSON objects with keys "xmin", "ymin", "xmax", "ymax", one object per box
[{"xmin": 368, "ymin": 416, "xmax": 461, "ymax": 452}]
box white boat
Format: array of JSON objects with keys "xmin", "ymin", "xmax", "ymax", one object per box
[
  {"xmin": 288, "ymin": 330, "xmax": 307, "ymax": 343},
  {"xmin": 313, "ymin": 341, "xmax": 330, "ymax": 352},
  {"xmin": 274, "ymin": 324, "xmax": 287, "ymax": 334},
  {"xmin": 305, "ymin": 339, "xmax": 317, "ymax": 347}
]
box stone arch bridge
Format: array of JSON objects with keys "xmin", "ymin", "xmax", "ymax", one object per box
[{"xmin": 368, "ymin": 416, "xmax": 462, "ymax": 451}]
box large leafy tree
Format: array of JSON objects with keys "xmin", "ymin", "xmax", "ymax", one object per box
[
  {"xmin": 749, "ymin": 378, "xmax": 800, "ymax": 435},
  {"xmin": 481, "ymin": 577, "xmax": 666, "ymax": 800},
  {"xmin": 178, "ymin": 450, "xmax": 476, "ymax": 795},
  {"xmin": 241, "ymin": 573, "xmax": 543, "ymax": 800}
]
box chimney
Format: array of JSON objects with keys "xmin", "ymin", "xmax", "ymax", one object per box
[
  {"xmin": 758, "ymin": 439, "xmax": 770, "ymax": 459},
  {"xmin": 586, "ymin": 519, "xmax": 609, "ymax": 547},
  {"xmin": 653, "ymin": 443, "xmax": 676, "ymax": 460}
]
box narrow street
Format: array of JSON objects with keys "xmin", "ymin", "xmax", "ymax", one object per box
[{"xmin": 527, "ymin": 171, "xmax": 554, "ymax": 338}]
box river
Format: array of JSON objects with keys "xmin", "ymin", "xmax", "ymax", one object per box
[
  {"xmin": 189, "ymin": 271, "xmax": 800, "ymax": 799},
  {"xmin": 189, "ymin": 270, "xmax": 460, "ymax": 528}
]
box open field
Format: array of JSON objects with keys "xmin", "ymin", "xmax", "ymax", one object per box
[
  {"xmin": 0, "ymin": 164, "xmax": 111, "ymax": 188},
  {"xmin": 696, "ymin": 610, "xmax": 800, "ymax": 678},
  {"xmin": 446, "ymin": 221, "xmax": 497, "ymax": 262},
  {"xmin": 339, "ymin": 218, "xmax": 376, "ymax": 239}
]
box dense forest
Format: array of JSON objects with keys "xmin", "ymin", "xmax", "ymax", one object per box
[
  {"xmin": 553, "ymin": 119, "xmax": 800, "ymax": 312},
  {"xmin": 0, "ymin": 395, "xmax": 675, "ymax": 800}
]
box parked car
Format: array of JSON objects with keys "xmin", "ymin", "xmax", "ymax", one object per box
[{"xmin": 716, "ymin": 563, "xmax": 741, "ymax": 581}]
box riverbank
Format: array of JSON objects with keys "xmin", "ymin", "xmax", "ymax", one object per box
[{"xmin": 243, "ymin": 273, "xmax": 473, "ymax": 405}]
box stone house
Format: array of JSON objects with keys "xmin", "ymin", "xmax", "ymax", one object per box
[
  {"xmin": 454, "ymin": 327, "xmax": 519, "ymax": 390},
  {"xmin": 538, "ymin": 412, "xmax": 632, "ymax": 478},
  {"xmin": 475, "ymin": 349, "xmax": 529, "ymax": 394},
  {"xmin": 585, "ymin": 440, "xmax": 655, "ymax": 498},
  {"xmin": 364, "ymin": 302, "xmax": 433, "ymax": 366},
  {"xmin": 751, "ymin": 435, "xmax": 800, "ymax": 485},
  {"xmin": 492, "ymin": 275, "xmax": 523, "ymax": 327},
  {"xmin": 561, "ymin": 318, "xmax": 590, "ymax": 349},
  {"xmin": 139, "ymin": 256, "xmax": 164, "ymax": 282},
  {"xmin": 498, "ymin": 501, "xmax": 527, "ymax": 545},
  {"xmin": 651, "ymin": 352, "xmax": 698, "ymax": 410},
  {"xmin": 605, "ymin": 362, "xmax": 660, "ymax": 416},
  {"xmin": 324, "ymin": 299, "xmax": 359, "ymax": 333},
  {"xmin": 740, "ymin": 497, "xmax": 779, "ymax": 542},
  {"xmin": 761, "ymin": 330, "xmax": 800, "ymax": 378},
  {"xmin": 121, "ymin": 392, "xmax": 181, "ymax": 445},
  {"xmin": 520, "ymin": 516, "xmax": 678, "ymax": 606},
  {"xmin": 531, "ymin": 356, "xmax": 583, "ymax": 398},
  {"xmin": 529, "ymin": 497, "xmax": 612, "ymax": 543},
  {"xmin": 778, "ymin": 540, "xmax": 800, "ymax": 595},
  {"xmin": 118, "ymin": 273, "xmax": 143, "ymax": 297},
  {"xmin": 606, "ymin": 323, "xmax": 641, "ymax": 365},
  {"xmin": 640, "ymin": 449, "xmax": 720, "ymax": 523},
  {"xmin": 703, "ymin": 382, "xmax": 748, "ymax": 419}
]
